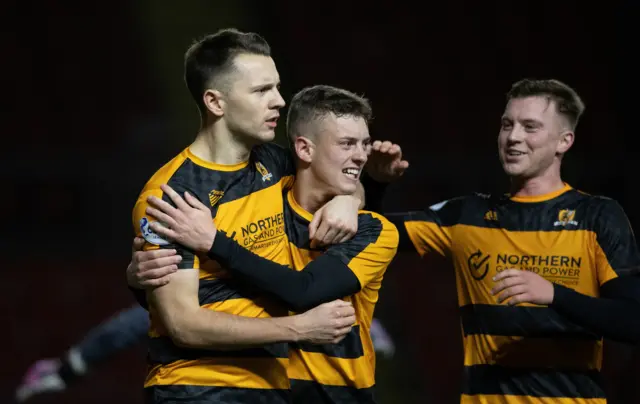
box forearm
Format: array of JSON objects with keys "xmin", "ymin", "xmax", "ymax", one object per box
[
  {"xmin": 150, "ymin": 270, "xmax": 301, "ymax": 349},
  {"xmin": 551, "ymin": 282, "xmax": 640, "ymax": 344},
  {"xmin": 171, "ymin": 307, "xmax": 300, "ymax": 349},
  {"xmin": 208, "ymin": 233, "xmax": 360, "ymax": 312},
  {"xmin": 360, "ymin": 173, "xmax": 388, "ymax": 213}
]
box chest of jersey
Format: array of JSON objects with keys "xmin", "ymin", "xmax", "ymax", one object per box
[{"xmin": 450, "ymin": 205, "xmax": 599, "ymax": 306}]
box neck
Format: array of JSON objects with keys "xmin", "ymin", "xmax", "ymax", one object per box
[
  {"xmin": 189, "ymin": 121, "xmax": 253, "ymax": 165},
  {"xmin": 293, "ymin": 169, "xmax": 334, "ymax": 214},
  {"xmin": 509, "ymin": 163, "xmax": 565, "ymax": 197}
]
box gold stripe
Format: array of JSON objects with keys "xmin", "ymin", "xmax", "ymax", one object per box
[
  {"xmin": 509, "ymin": 183, "xmax": 572, "ymax": 203},
  {"xmin": 461, "ymin": 394, "xmax": 605, "ymax": 404},
  {"xmin": 287, "ymin": 349, "xmax": 375, "ymax": 389},
  {"xmin": 451, "ymin": 225, "xmax": 598, "ymax": 307},
  {"xmin": 145, "ymin": 357, "xmax": 289, "ymax": 389},
  {"xmin": 185, "ymin": 147, "xmax": 249, "ymax": 171},
  {"xmin": 463, "ymin": 334, "xmax": 602, "ymax": 370}
]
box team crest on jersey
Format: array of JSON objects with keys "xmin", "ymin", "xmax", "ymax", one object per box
[
  {"xmin": 256, "ymin": 162, "xmax": 272, "ymax": 182},
  {"xmin": 554, "ymin": 209, "xmax": 578, "ymax": 227},
  {"xmin": 140, "ymin": 217, "xmax": 170, "ymax": 245},
  {"xmin": 484, "ymin": 210, "xmax": 498, "ymax": 221},
  {"xmin": 208, "ymin": 190, "xmax": 224, "ymax": 207}
]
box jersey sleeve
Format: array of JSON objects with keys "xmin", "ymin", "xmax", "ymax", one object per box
[
  {"xmin": 593, "ymin": 198, "xmax": 640, "ymax": 285},
  {"xmin": 132, "ymin": 181, "xmax": 200, "ymax": 269},
  {"xmin": 324, "ymin": 211, "xmax": 399, "ymax": 289},
  {"xmin": 385, "ymin": 196, "xmax": 465, "ymax": 257}
]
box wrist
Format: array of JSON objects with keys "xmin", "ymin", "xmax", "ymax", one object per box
[
  {"xmin": 207, "ymin": 229, "xmax": 230, "ymax": 260},
  {"xmin": 279, "ymin": 315, "xmax": 304, "ymax": 342},
  {"xmin": 199, "ymin": 229, "xmax": 217, "ymax": 253}
]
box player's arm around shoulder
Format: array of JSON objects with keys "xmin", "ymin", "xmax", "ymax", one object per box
[
  {"xmin": 331, "ymin": 210, "xmax": 400, "ymax": 288},
  {"xmin": 359, "ymin": 210, "xmax": 400, "ymax": 256}
]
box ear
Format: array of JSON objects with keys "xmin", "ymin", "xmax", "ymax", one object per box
[
  {"xmin": 203, "ymin": 89, "xmax": 225, "ymax": 117},
  {"xmin": 556, "ymin": 130, "xmax": 574, "ymax": 155},
  {"xmin": 294, "ymin": 136, "xmax": 315, "ymax": 164}
]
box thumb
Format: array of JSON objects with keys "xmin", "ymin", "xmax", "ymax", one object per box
[{"xmin": 133, "ymin": 237, "xmax": 145, "ymax": 252}]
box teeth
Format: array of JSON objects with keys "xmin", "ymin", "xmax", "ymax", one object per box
[{"xmin": 342, "ymin": 168, "xmax": 359, "ymax": 178}]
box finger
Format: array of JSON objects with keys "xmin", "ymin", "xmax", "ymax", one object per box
[
  {"xmin": 333, "ymin": 300, "xmax": 354, "ymax": 308},
  {"xmin": 147, "ymin": 195, "xmax": 179, "ymax": 217},
  {"xmin": 492, "ymin": 269, "xmax": 521, "ymax": 281},
  {"xmin": 160, "ymin": 184, "xmax": 190, "ymax": 210},
  {"xmin": 138, "ymin": 255, "xmax": 182, "ymax": 271},
  {"xmin": 508, "ymin": 294, "xmax": 528, "ymax": 306},
  {"xmin": 136, "ymin": 248, "xmax": 178, "ymax": 262},
  {"xmin": 388, "ymin": 144, "xmax": 402, "ymax": 157},
  {"xmin": 333, "ymin": 316, "xmax": 354, "ymax": 328},
  {"xmin": 336, "ymin": 229, "xmax": 353, "ymax": 244},
  {"xmin": 379, "ymin": 141, "xmax": 393, "ymax": 153},
  {"xmin": 145, "ymin": 207, "xmax": 178, "ymax": 228},
  {"xmin": 319, "ymin": 227, "xmax": 340, "ymax": 246},
  {"xmin": 149, "ymin": 221, "xmax": 177, "ymax": 240},
  {"xmin": 141, "ymin": 277, "xmax": 171, "ymax": 288},
  {"xmin": 308, "ymin": 210, "xmax": 323, "ymax": 242},
  {"xmin": 340, "ymin": 306, "xmax": 356, "ymax": 317},
  {"xmin": 311, "ymin": 219, "xmax": 331, "ymax": 248},
  {"xmin": 336, "ymin": 325, "xmax": 353, "ymax": 336},
  {"xmin": 395, "ymin": 160, "xmax": 410, "ymax": 173},
  {"xmin": 138, "ymin": 265, "xmax": 178, "ymax": 282},
  {"xmin": 184, "ymin": 191, "xmax": 209, "ymax": 211},
  {"xmin": 372, "ymin": 140, "xmax": 382, "ymax": 151},
  {"xmin": 491, "ymin": 277, "xmax": 525, "ymax": 295},
  {"xmin": 132, "ymin": 237, "xmax": 145, "ymax": 252},
  {"xmin": 497, "ymin": 285, "xmax": 527, "ymax": 304}
]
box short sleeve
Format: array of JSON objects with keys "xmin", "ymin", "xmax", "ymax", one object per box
[
  {"xmin": 132, "ymin": 181, "xmax": 201, "ymax": 269},
  {"xmin": 387, "ymin": 196, "xmax": 465, "ymax": 257}
]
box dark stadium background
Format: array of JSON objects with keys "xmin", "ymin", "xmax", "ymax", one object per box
[{"xmin": 4, "ymin": 1, "xmax": 639, "ymax": 403}]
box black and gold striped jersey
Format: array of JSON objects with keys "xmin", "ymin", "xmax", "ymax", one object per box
[
  {"xmin": 388, "ymin": 183, "xmax": 640, "ymax": 404},
  {"xmin": 283, "ymin": 190, "xmax": 399, "ymax": 404},
  {"xmin": 132, "ymin": 143, "xmax": 295, "ymax": 403}
]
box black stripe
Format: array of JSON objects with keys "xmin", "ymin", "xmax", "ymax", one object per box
[
  {"xmin": 145, "ymin": 384, "xmax": 291, "ymax": 404},
  {"xmin": 327, "ymin": 214, "xmax": 382, "ymax": 267},
  {"xmin": 292, "ymin": 325, "xmax": 364, "ymax": 359},
  {"xmin": 198, "ymin": 278, "xmax": 261, "ymax": 305},
  {"xmin": 167, "ymin": 151, "xmax": 289, "ymax": 217},
  {"xmin": 148, "ymin": 336, "xmax": 288, "ymax": 365},
  {"xmin": 291, "ymin": 379, "xmax": 376, "ymax": 404},
  {"xmin": 404, "ymin": 189, "xmax": 623, "ymax": 232},
  {"xmin": 462, "ymin": 364, "xmax": 605, "ymax": 398},
  {"xmin": 460, "ymin": 304, "xmax": 601, "ymax": 339}
]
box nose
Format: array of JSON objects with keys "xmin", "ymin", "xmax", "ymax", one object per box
[
  {"xmin": 352, "ymin": 144, "xmax": 368, "ymax": 165},
  {"xmin": 271, "ymin": 89, "xmax": 286, "ymax": 109},
  {"xmin": 506, "ymin": 125, "xmax": 526, "ymax": 143}
]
